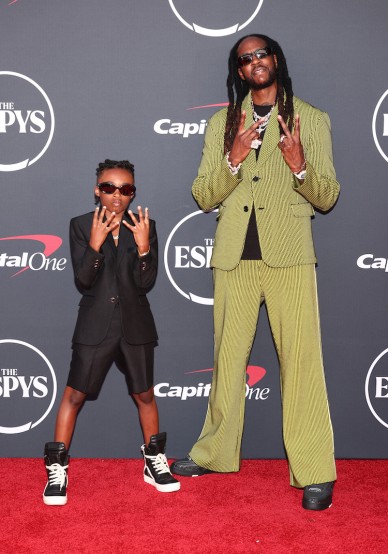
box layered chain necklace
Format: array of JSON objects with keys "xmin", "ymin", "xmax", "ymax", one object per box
[{"xmin": 250, "ymin": 95, "xmax": 275, "ymax": 149}]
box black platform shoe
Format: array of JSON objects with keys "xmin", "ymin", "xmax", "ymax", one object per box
[
  {"xmin": 170, "ymin": 455, "xmax": 215, "ymax": 477},
  {"xmin": 302, "ymin": 481, "xmax": 334, "ymax": 511}
]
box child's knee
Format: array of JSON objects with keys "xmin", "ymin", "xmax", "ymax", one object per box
[
  {"xmin": 133, "ymin": 387, "xmax": 155, "ymax": 406},
  {"xmin": 67, "ymin": 388, "xmax": 86, "ymax": 408}
]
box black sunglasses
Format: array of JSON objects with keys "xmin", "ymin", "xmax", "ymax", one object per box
[
  {"xmin": 97, "ymin": 182, "xmax": 136, "ymax": 196},
  {"xmin": 238, "ymin": 47, "xmax": 272, "ymax": 67}
]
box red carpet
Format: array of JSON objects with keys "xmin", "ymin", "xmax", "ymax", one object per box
[{"xmin": 0, "ymin": 459, "xmax": 386, "ymax": 553}]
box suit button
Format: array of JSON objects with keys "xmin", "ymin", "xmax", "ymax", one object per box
[
  {"xmin": 109, "ymin": 297, "xmax": 116, "ymax": 303},
  {"xmin": 243, "ymin": 206, "xmax": 249, "ymax": 212},
  {"xmin": 252, "ymin": 176, "xmax": 259, "ymax": 182}
]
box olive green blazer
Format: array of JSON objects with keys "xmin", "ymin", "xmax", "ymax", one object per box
[{"xmin": 192, "ymin": 94, "xmax": 340, "ymax": 270}]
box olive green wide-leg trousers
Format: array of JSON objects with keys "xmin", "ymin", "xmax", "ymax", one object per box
[{"xmin": 190, "ymin": 260, "xmax": 336, "ymax": 488}]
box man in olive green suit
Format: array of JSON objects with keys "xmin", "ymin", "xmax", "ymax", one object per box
[{"xmin": 171, "ymin": 34, "xmax": 340, "ymax": 511}]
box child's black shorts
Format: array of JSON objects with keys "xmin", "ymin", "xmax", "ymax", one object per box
[{"xmin": 67, "ymin": 306, "xmax": 155, "ymax": 395}]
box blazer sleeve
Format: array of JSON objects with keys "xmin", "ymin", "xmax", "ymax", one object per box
[
  {"xmin": 192, "ymin": 111, "xmax": 243, "ymax": 211},
  {"xmin": 293, "ymin": 111, "xmax": 340, "ymax": 212},
  {"xmin": 69, "ymin": 216, "xmax": 105, "ymax": 290}
]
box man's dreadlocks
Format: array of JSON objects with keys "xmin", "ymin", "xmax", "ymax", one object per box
[{"xmin": 224, "ymin": 34, "xmax": 294, "ymax": 153}]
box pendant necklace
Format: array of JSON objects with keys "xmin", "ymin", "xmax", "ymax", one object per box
[{"xmin": 250, "ymin": 95, "xmax": 275, "ymax": 149}]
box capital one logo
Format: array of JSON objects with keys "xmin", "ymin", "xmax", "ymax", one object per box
[
  {"xmin": 0, "ymin": 235, "xmax": 66, "ymax": 277},
  {"xmin": 365, "ymin": 348, "xmax": 388, "ymax": 429},
  {"xmin": 357, "ymin": 254, "xmax": 388, "ymax": 273},
  {"xmin": 168, "ymin": 0, "xmax": 264, "ymax": 37},
  {"xmin": 372, "ymin": 90, "xmax": 388, "ymax": 164},
  {"xmin": 164, "ymin": 210, "xmax": 217, "ymax": 305},
  {"xmin": 0, "ymin": 71, "xmax": 55, "ymax": 171},
  {"xmin": 0, "ymin": 340, "xmax": 57, "ymax": 434},
  {"xmin": 154, "ymin": 103, "xmax": 228, "ymax": 139},
  {"xmin": 155, "ymin": 365, "xmax": 270, "ymax": 401}
]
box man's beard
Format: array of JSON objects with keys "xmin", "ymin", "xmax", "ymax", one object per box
[{"xmin": 246, "ymin": 67, "xmax": 277, "ymax": 91}]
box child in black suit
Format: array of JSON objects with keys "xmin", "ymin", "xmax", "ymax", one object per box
[{"xmin": 43, "ymin": 159, "xmax": 179, "ymax": 505}]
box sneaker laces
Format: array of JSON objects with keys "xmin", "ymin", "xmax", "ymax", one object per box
[
  {"xmin": 46, "ymin": 463, "xmax": 68, "ymax": 488},
  {"xmin": 146, "ymin": 453, "xmax": 171, "ymax": 475}
]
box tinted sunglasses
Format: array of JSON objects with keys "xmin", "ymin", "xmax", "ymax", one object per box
[
  {"xmin": 238, "ymin": 47, "xmax": 272, "ymax": 67},
  {"xmin": 97, "ymin": 182, "xmax": 136, "ymax": 196}
]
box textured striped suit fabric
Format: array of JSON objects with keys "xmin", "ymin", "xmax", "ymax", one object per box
[
  {"xmin": 189, "ymin": 94, "xmax": 339, "ymax": 487},
  {"xmin": 190, "ymin": 261, "xmax": 336, "ymax": 487},
  {"xmin": 192, "ymin": 95, "xmax": 339, "ymax": 270}
]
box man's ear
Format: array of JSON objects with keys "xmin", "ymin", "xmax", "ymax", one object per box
[
  {"xmin": 94, "ymin": 186, "xmax": 100, "ymax": 198},
  {"xmin": 238, "ymin": 67, "xmax": 245, "ymax": 81}
]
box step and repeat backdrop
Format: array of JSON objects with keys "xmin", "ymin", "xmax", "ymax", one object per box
[{"xmin": 1, "ymin": 0, "xmax": 388, "ymax": 459}]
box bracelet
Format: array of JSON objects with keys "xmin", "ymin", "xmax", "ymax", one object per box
[
  {"xmin": 226, "ymin": 151, "xmax": 241, "ymax": 176},
  {"xmin": 293, "ymin": 169, "xmax": 306, "ymax": 180},
  {"xmin": 292, "ymin": 160, "xmax": 306, "ymax": 175},
  {"xmin": 138, "ymin": 248, "xmax": 150, "ymax": 257}
]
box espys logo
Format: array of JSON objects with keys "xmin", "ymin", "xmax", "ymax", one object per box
[
  {"xmin": 164, "ymin": 210, "xmax": 217, "ymax": 305},
  {"xmin": 357, "ymin": 254, "xmax": 388, "ymax": 273},
  {"xmin": 372, "ymin": 90, "xmax": 388, "ymax": 164},
  {"xmin": 155, "ymin": 365, "xmax": 270, "ymax": 401},
  {"xmin": 154, "ymin": 103, "xmax": 227, "ymax": 139},
  {"xmin": 0, "ymin": 339, "xmax": 57, "ymax": 434},
  {"xmin": 168, "ymin": 0, "xmax": 264, "ymax": 37},
  {"xmin": 0, "ymin": 71, "xmax": 55, "ymax": 171},
  {"xmin": 0, "ymin": 235, "xmax": 66, "ymax": 277},
  {"xmin": 365, "ymin": 349, "xmax": 388, "ymax": 429}
]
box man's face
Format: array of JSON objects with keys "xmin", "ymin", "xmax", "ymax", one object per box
[
  {"xmin": 237, "ymin": 37, "xmax": 277, "ymax": 91},
  {"xmin": 94, "ymin": 167, "xmax": 134, "ymax": 217}
]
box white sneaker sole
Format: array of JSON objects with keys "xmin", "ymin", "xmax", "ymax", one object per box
[
  {"xmin": 144, "ymin": 475, "xmax": 180, "ymax": 492},
  {"xmin": 43, "ymin": 494, "xmax": 68, "ymax": 506}
]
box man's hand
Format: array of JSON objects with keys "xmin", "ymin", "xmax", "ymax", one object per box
[
  {"xmin": 89, "ymin": 206, "xmax": 119, "ymax": 252},
  {"xmin": 122, "ymin": 206, "xmax": 150, "ymax": 255},
  {"xmin": 277, "ymin": 114, "xmax": 305, "ymax": 173},
  {"xmin": 228, "ymin": 110, "xmax": 261, "ymax": 166}
]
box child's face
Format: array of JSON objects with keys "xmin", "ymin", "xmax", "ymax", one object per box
[{"xmin": 95, "ymin": 168, "xmax": 135, "ymax": 218}]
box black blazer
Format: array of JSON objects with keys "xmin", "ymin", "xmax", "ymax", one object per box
[{"xmin": 70, "ymin": 210, "xmax": 158, "ymax": 346}]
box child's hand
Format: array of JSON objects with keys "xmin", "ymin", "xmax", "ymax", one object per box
[
  {"xmin": 89, "ymin": 206, "xmax": 119, "ymax": 252},
  {"xmin": 123, "ymin": 206, "xmax": 150, "ymax": 256}
]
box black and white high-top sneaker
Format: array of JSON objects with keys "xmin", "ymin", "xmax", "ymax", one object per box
[
  {"xmin": 141, "ymin": 432, "xmax": 180, "ymax": 493},
  {"xmin": 43, "ymin": 442, "xmax": 69, "ymax": 506}
]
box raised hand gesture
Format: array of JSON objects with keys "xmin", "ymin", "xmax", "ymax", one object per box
[
  {"xmin": 122, "ymin": 206, "xmax": 150, "ymax": 256},
  {"xmin": 228, "ymin": 110, "xmax": 261, "ymax": 166},
  {"xmin": 277, "ymin": 114, "xmax": 305, "ymax": 174},
  {"xmin": 89, "ymin": 206, "xmax": 119, "ymax": 252}
]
